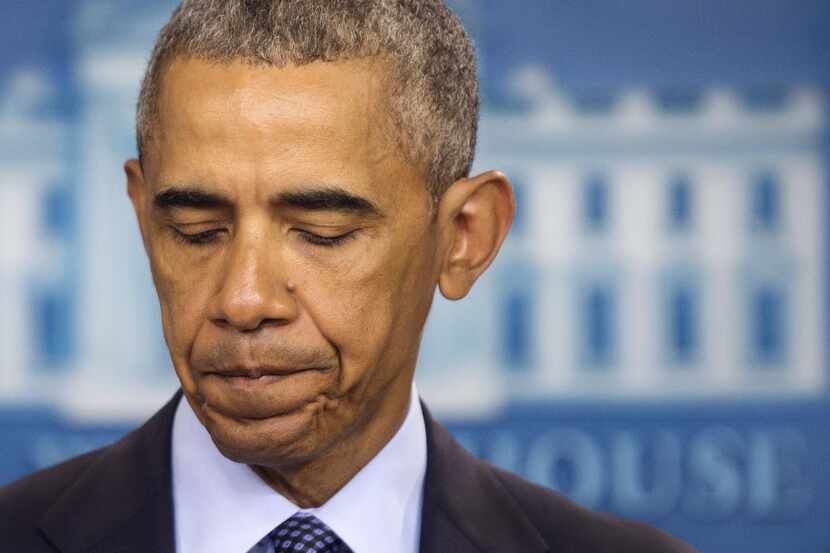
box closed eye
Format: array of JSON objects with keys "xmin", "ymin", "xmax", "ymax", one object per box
[
  {"xmin": 169, "ymin": 227, "xmax": 357, "ymax": 247},
  {"xmin": 171, "ymin": 227, "xmax": 224, "ymax": 245},
  {"xmin": 297, "ymin": 229, "xmax": 358, "ymax": 247}
]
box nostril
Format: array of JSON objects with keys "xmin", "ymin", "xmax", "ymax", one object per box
[
  {"xmin": 211, "ymin": 316, "xmax": 289, "ymax": 333},
  {"xmin": 213, "ymin": 287, "xmax": 298, "ymax": 331},
  {"xmin": 210, "ymin": 317, "xmax": 232, "ymax": 330}
]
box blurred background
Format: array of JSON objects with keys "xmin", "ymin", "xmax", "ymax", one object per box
[{"xmin": 1, "ymin": 0, "xmax": 829, "ymax": 550}]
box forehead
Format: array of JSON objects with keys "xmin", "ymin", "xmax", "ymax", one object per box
[{"xmin": 150, "ymin": 56, "xmax": 417, "ymax": 203}]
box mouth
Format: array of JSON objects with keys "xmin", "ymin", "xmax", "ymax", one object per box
[
  {"xmin": 197, "ymin": 365, "xmax": 335, "ymax": 420},
  {"xmin": 201, "ymin": 366, "xmax": 332, "ymax": 394},
  {"xmin": 208, "ymin": 366, "xmax": 329, "ymax": 379}
]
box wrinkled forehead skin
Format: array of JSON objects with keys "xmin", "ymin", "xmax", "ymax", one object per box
[{"xmin": 144, "ymin": 54, "xmax": 422, "ymax": 199}]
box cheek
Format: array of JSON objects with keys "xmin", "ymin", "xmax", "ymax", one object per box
[
  {"xmin": 296, "ymin": 231, "xmax": 437, "ymax": 385},
  {"xmin": 148, "ymin": 242, "xmax": 218, "ymax": 358},
  {"xmin": 302, "ymin": 253, "xmax": 392, "ymax": 355}
]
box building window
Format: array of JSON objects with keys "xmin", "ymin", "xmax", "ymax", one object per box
[
  {"xmin": 511, "ymin": 177, "xmax": 525, "ymax": 237},
  {"xmin": 666, "ymin": 282, "xmax": 699, "ymax": 365},
  {"xmin": 750, "ymin": 172, "xmax": 780, "ymax": 232},
  {"xmin": 32, "ymin": 288, "xmax": 73, "ymax": 371},
  {"xmin": 580, "ymin": 284, "xmax": 616, "ymax": 369},
  {"xmin": 667, "ymin": 174, "xmax": 693, "ymax": 231},
  {"xmin": 502, "ymin": 288, "xmax": 533, "ymax": 371},
  {"xmin": 750, "ymin": 285, "xmax": 788, "ymax": 367},
  {"xmin": 42, "ymin": 184, "xmax": 74, "ymax": 236},
  {"xmin": 583, "ymin": 174, "xmax": 609, "ymax": 233},
  {"xmin": 656, "ymin": 88, "xmax": 701, "ymax": 113},
  {"xmin": 743, "ymin": 86, "xmax": 788, "ymax": 112},
  {"xmin": 572, "ymin": 90, "xmax": 616, "ymax": 113}
]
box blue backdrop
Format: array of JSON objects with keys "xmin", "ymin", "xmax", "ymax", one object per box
[{"xmin": 1, "ymin": 1, "xmax": 829, "ymax": 551}]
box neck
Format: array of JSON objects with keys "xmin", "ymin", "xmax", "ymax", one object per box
[{"xmin": 249, "ymin": 374, "xmax": 414, "ymax": 508}]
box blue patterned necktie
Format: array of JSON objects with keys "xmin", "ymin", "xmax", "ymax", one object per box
[{"xmin": 247, "ymin": 512, "xmax": 354, "ymax": 553}]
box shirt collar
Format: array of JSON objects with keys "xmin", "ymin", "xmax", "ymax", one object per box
[{"xmin": 172, "ymin": 384, "xmax": 426, "ymax": 553}]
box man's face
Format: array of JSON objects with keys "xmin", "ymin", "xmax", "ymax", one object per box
[{"xmin": 128, "ymin": 57, "xmax": 443, "ymax": 467}]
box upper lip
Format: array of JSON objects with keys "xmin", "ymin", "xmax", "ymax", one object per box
[{"xmin": 210, "ymin": 366, "xmax": 323, "ymax": 378}]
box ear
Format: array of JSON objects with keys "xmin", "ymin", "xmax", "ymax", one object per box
[
  {"xmin": 437, "ymin": 170, "xmax": 515, "ymax": 300},
  {"xmin": 124, "ymin": 158, "xmax": 151, "ymax": 252}
]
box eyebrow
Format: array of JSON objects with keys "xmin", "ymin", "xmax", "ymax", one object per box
[
  {"xmin": 153, "ymin": 187, "xmax": 232, "ymax": 210},
  {"xmin": 153, "ymin": 185, "xmax": 382, "ymax": 217},
  {"xmin": 272, "ymin": 187, "xmax": 383, "ymax": 217}
]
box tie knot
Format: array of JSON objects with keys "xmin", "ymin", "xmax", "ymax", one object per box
[{"xmin": 267, "ymin": 512, "xmax": 352, "ymax": 553}]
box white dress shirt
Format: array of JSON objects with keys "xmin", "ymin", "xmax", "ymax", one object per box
[{"xmin": 172, "ymin": 384, "xmax": 427, "ymax": 553}]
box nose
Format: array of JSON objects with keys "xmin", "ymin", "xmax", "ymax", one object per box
[{"xmin": 211, "ymin": 228, "xmax": 299, "ymax": 332}]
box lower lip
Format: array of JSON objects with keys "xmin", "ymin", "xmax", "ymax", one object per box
[
  {"xmin": 213, "ymin": 371, "xmax": 317, "ymax": 387},
  {"xmin": 222, "ymin": 374, "xmax": 285, "ymax": 382},
  {"xmin": 199, "ymin": 369, "xmax": 332, "ymax": 421}
]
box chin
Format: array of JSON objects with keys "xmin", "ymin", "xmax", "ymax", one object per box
[{"xmin": 198, "ymin": 400, "xmax": 333, "ymax": 467}]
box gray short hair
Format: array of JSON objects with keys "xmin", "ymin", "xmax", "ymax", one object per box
[{"xmin": 136, "ymin": 0, "xmax": 479, "ymax": 198}]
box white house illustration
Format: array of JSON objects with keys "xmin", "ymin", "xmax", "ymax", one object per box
[
  {"xmin": 419, "ymin": 66, "xmax": 825, "ymax": 412},
  {"xmin": 0, "ymin": 68, "xmax": 73, "ymax": 402},
  {"xmin": 0, "ymin": 1, "xmax": 825, "ymax": 419}
]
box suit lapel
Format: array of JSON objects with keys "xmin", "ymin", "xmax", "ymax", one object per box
[
  {"xmin": 38, "ymin": 390, "xmax": 182, "ymax": 553},
  {"xmin": 36, "ymin": 391, "xmax": 548, "ymax": 553},
  {"xmin": 419, "ymin": 402, "xmax": 549, "ymax": 553}
]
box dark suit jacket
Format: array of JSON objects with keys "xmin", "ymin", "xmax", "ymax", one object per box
[{"xmin": 0, "ymin": 390, "xmax": 696, "ymax": 553}]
